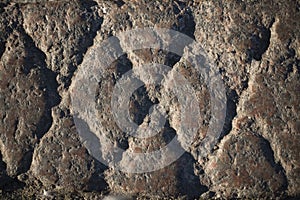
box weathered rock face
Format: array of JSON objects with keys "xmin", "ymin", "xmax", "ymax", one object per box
[
  {"xmin": 204, "ymin": 131, "xmax": 287, "ymax": 198},
  {"xmin": 21, "ymin": 0, "xmax": 102, "ymax": 90},
  {"xmin": 0, "ymin": 0, "xmax": 299, "ymax": 199},
  {"xmin": 0, "ymin": 5, "xmax": 59, "ymax": 177}
]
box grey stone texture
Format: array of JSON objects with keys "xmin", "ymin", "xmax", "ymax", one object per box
[{"xmin": 0, "ymin": 0, "xmax": 299, "ymax": 199}]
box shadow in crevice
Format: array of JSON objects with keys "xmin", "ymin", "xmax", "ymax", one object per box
[
  {"xmin": 0, "ymin": 4, "xmax": 13, "ymax": 59},
  {"xmin": 2, "ymin": 24, "xmax": 62, "ymax": 176},
  {"xmin": 0, "ymin": 152, "xmax": 25, "ymax": 191},
  {"xmin": 113, "ymin": 0, "xmax": 125, "ymax": 8},
  {"xmin": 258, "ymin": 135, "xmax": 289, "ymax": 195},
  {"xmin": 165, "ymin": 1, "xmax": 196, "ymax": 67},
  {"xmin": 0, "ymin": 2, "xmax": 6, "ymax": 11},
  {"xmin": 0, "ymin": 175, "xmax": 25, "ymax": 192},
  {"xmin": 96, "ymin": 52, "xmax": 133, "ymax": 150},
  {"xmin": 219, "ymin": 89, "xmax": 238, "ymax": 141},
  {"xmin": 115, "ymin": 53, "xmax": 133, "ymax": 81},
  {"xmin": 0, "ymin": 40, "xmax": 5, "ymax": 60},
  {"xmin": 176, "ymin": 152, "xmax": 208, "ymax": 199},
  {"xmin": 21, "ymin": 28, "xmax": 61, "ymax": 140},
  {"xmin": 246, "ymin": 23, "xmax": 273, "ymax": 62},
  {"xmin": 172, "ymin": 1, "xmax": 196, "ymax": 39},
  {"xmin": 160, "ymin": 121, "xmax": 208, "ymax": 199},
  {"xmin": 165, "ymin": 2, "xmax": 196, "ymax": 68},
  {"xmin": 62, "ymin": 0, "xmax": 104, "ymax": 89},
  {"xmin": 162, "ymin": 120, "xmax": 176, "ymax": 145},
  {"xmin": 129, "ymin": 85, "xmax": 158, "ymax": 126},
  {"xmin": 86, "ymin": 159, "xmax": 109, "ymax": 192},
  {"xmin": 165, "ymin": 52, "xmax": 182, "ymax": 68}
]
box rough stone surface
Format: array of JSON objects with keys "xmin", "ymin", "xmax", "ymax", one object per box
[
  {"xmin": 204, "ymin": 131, "xmax": 287, "ymax": 198},
  {"xmin": 0, "ymin": 5, "xmax": 59, "ymax": 178},
  {"xmin": 0, "ymin": 0, "xmax": 299, "ymax": 199}
]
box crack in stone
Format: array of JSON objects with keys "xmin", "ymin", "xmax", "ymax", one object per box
[
  {"xmin": 129, "ymin": 85, "xmax": 158, "ymax": 126},
  {"xmin": 95, "ymin": 52, "xmax": 133, "ymax": 151},
  {"xmin": 0, "ymin": 151, "xmax": 26, "ymax": 191},
  {"xmin": 176, "ymin": 152, "xmax": 209, "ymax": 199},
  {"xmin": 257, "ymin": 134, "xmax": 289, "ymax": 195},
  {"xmin": 246, "ymin": 18, "xmax": 275, "ymax": 62},
  {"xmin": 0, "ymin": 4, "xmax": 61, "ymax": 180},
  {"xmin": 62, "ymin": 1, "xmax": 104, "ymax": 90},
  {"xmin": 18, "ymin": 25, "xmax": 61, "ymax": 140},
  {"xmin": 1, "ymin": 0, "xmax": 297, "ymax": 198},
  {"xmin": 113, "ymin": 0, "xmax": 125, "ymax": 8},
  {"xmin": 219, "ymin": 89, "xmax": 238, "ymax": 141},
  {"xmin": 172, "ymin": 1, "xmax": 196, "ymax": 39}
]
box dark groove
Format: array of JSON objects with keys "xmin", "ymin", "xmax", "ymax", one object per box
[
  {"xmin": 116, "ymin": 53, "xmax": 133, "ymax": 80},
  {"xmin": 0, "ymin": 151, "xmax": 5, "ymax": 171},
  {"xmin": 176, "ymin": 152, "xmax": 209, "ymax": 199},
  {"xmin": 0, "ymin": 152, "xmax": 25, "ymax": 191},
  {"xmin": 165, "ymin": 51, "xmax": 182, "ymax": 67},
  {"xmin": 162, "ymin": 120, "xmax": 176, "ymax": 144},
  {"xmin": 113, "ymin": 0, "xmax": 125, "ymax": 8},
  {"xmin": 219, "ymin": 89, "xmax": 238, "ymax": 141},
  {"xmin": 95, "ymin": 52, "xmax": 132, "ymax": 150},
  {"xmin": 165, "ymin": 3, "xmax": 196, "ymax": 68},
  {"xmin": 0, "ymin": 3, "xmax": 12, "ymax": 59},
  {"xmin": 20, "ymin": 28, "xmax": 61, "ymax": 140},
  {"xmin": 166, "ymin": 8, "xmax": 212, "ymax": 198},
  {"xmin": 284, "ymin": 63, "xmax": 294, "ymax": 80},
  {"xmin": 0, "ymin": 40, "xmax": 5, "ymax": 59},
  {"xmin": 246, "ymin": 19, "xmax": 275, "ymax": 62},
  {"xmin": 87, "ymin": 159, "xmax": 109, "ymax": 193},
  {"xmin": 172, "ymin": 1, "xmax": 195, "ymax": 39},
  {"xmin": 6, "ymin": 6, "xmax": 62, "ymax": 176},
  {"xmin": 0, "ymin": 2, "xmax": 6, "ymax": 10},
  {"xmin": 258, "ymin": 135, "xmax": 289, "ymax": 195},
  {"xmin": 62, "ymin": 27, "xmax": 103, "ymax": 89},
  {"xmin": 62, "ymin": 0, "xmax": 103, "ymax": 89},
  {"xmin": 130, "ymin": 85, "xmax": 158, "ymax": 125}
]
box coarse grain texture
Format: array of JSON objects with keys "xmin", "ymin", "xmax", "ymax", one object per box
[{"xmin": 0, "ymin": 0, "xmax": 299, "ymax": 199}]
